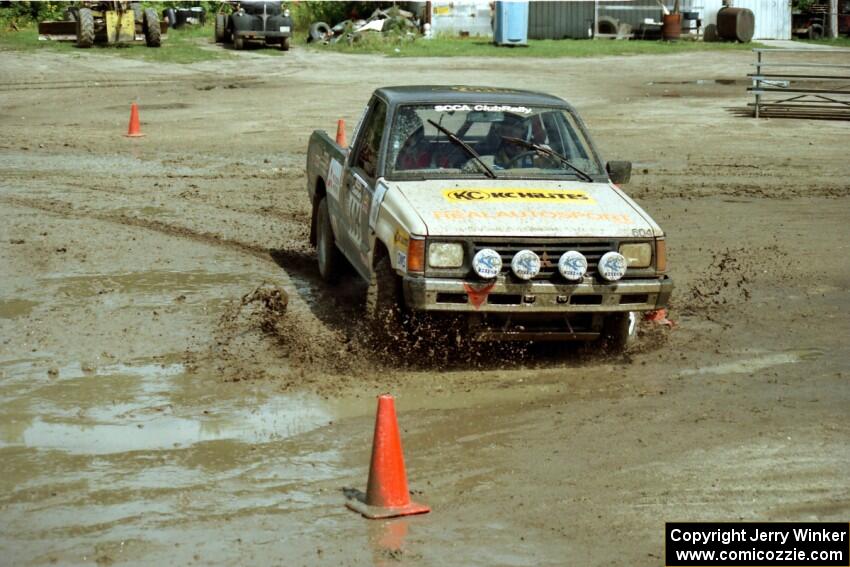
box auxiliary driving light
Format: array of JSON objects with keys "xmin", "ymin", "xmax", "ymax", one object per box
[
  {"xmin": 598, "ymin": 251, "xmax": 627, "ymax": 281},
  {"xmin": 472, "ymin": 248, "xmax": 502, "ymax": 279},
  {"xmin": 558, "ymin": 251, "xmax": 588, "ymax": 281},
  {"xmin": 511, "ymin": 250, "xmax": 541, "ymax": 280}
]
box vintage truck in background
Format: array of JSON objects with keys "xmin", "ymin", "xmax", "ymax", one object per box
[{"xmin": 305, "ymin": 86, "xmax": 673, "ymax": 351}]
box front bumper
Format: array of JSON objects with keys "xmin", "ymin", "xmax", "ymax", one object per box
[
  {"xmin": 403, "ymin": 275, "xmax": 673, "ymax": 313},
  {"xmin": 233, "ymin": 30, "xmax": 291, "ymax": 39}
]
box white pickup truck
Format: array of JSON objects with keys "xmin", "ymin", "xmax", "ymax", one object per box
[{"xmin": 305, "ymin": 86, "xmax": 672, "ymax": 350}]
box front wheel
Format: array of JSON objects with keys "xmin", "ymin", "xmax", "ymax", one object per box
[
  {"xmin": 232, "ymin": 32, "xmax": 244, "ymax": 50},
  {"xmin": 316, "ymin": 198, "xmax": 343, "ymax": 283},
  {"xmin": 279, "ymin": 36, "xmax": 291, "ymax": 51},
  {"xmin": 366, "ymin": 256, "xmax": 407, "ymax": 341},
  {"xmin": 599, "ymin": 311, "xmax": 637, "ymax": 353}
]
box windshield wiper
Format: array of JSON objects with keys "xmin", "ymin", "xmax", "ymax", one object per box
[
  {"xmin": 502, "ymin": 136, "xmax": 594, "ymax": 182},
  {"xmin": 427, "ymin": 119, "xmax": 496, "ymax": 179}
]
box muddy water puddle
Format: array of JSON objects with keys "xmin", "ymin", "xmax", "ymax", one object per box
[
  {"xmin": 0, "ymin": 298, "xmax": 38, "ymax": 318},
  {"xmin": 0, "ymin": 359, "xmax": 351, "ymax": 454}
]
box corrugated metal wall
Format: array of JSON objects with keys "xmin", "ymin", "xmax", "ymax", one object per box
[
  {"xmin": 528, "ymin": 0, "xmax": 791, "ymax": 40},
  {"xmin": 529, "ymin": 1, "xmax": 595, "ymax": 39}
]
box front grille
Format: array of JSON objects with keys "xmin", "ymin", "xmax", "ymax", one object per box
[{"xmin": 472, "ymin": 240, "xmax": 617, "ymax": 281}]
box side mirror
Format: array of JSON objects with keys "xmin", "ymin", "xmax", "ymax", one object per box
[{"xmin": 606, "ymin": 161, "xmax": 632, "ymax": 185}]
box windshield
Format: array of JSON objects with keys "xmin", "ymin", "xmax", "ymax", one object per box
[{"xmin": 385, "ymin": 104, "xmax": 604, "ymax": 180}]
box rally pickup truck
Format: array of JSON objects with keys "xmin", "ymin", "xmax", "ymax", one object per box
[{"xmin": 305, "ymin": 86, "xmax": 673, "ymax": 350}]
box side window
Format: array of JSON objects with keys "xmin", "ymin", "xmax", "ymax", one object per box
[{"xmin": 353, "ymin": 99, "xmax": 387, "ymax": 179}]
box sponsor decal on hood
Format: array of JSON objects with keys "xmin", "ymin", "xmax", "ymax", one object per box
[{"xmin": 390, "ymin": 179, "xmax": 657, "ymax": 238}]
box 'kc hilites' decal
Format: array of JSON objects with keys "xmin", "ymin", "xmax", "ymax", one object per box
[{"xmin": 443, "ymin": 188, "xmax": 596, "ymax": 204}]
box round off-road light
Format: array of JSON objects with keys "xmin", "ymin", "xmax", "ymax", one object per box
[
  {"xmin": 598, "ymin": 251, "xmax": 627, "ymax": 281},
  {"xmin": 558, "ymin": 251, "xmax": 588, "ymax": 281},
  {"xmin": 472, "ymin": 248, "xmax": 502, "ymax": 279},
  {"xmin": 511, "ymin": 250, "xmax": 541, "ymax": 280}
]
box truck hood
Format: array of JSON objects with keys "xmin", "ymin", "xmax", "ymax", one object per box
[{"xmin": 390, "ymin": 179, "xmax": 660, "ymax": 238}]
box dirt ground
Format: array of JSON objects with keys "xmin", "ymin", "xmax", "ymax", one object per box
[{"xmin": 0, "ymin": 45, "xmax": 848, "ymax": 566}]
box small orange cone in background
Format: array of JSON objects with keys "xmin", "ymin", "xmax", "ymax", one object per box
[
  {"xmin": 335, "ymin": 119, "xmax": 346, "ymax": 147},
  {"xmin": 125, "ymin": 102, "xmax": 144, "ymax": 138},
  {"xmin": 346, "ymin": 394, "xmax": 430, "ymax": 519}
]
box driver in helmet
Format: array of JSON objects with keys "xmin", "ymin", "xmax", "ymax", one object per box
[{"xmin": 492, "ymin": 114, "xmax": 528, "ymax": 169}]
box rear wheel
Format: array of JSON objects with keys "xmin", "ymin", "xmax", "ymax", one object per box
[
  {"xmin": 279, "ymin": 36, "xmax": 291, "ymax": 51},
  {"xmin": 214, "ymin": 14, "xmax": 226, "ymax": 42},
  {"xmin": 316, "ymin": 198, "xmax": 343, "ymax": 283},
  {"xmin": 76, "ymin": 8, "xmax": 94, "ymax": 48},
  {"xmin": 165, "ymin": 8, "xmax": 177, "ymax": 29},
  {"xmin": 144, "ymin": 8, "xmax": 161, "ymax": 47},
  {"xmin": 808, "ymin": 24, "xmax": 823, "ymax": 39}
]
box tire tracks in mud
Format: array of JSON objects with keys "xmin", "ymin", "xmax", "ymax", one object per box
[
  {"xmin": 1, "ymin": 192, "xmax": 375, "ymax": 386},
  {"xmin": 0, "ymin": 193, "xmax": 326, "ymax": 331}
]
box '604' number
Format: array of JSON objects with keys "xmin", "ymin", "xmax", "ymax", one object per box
[{"xmin": 632, "ymin": 228, "xmax": 653, "ymax": 238}]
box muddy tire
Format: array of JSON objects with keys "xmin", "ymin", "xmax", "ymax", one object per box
[
  {"xmin": 599, "ymin": 312, "xmax": 637, "ymax": 353},
  {"xmin": 144, "ymin": 9, "xmax": 161, "ymax": 48},
  {"xmin": 232, "ymin": 32, "xmax": 244, "ymax": 50},
  {"xmin": 279, "ymin": 36, "xmax": 291, "ymax": 51},
  {"xmin": 76, "ymin": 8, "xmax": 94, "ymax": 48},
  {"xmin": 215, "ymin": 14, "xmax": 226, "ymax": 42},
  {"xmin": 316, "ymin": 198, "xmax": 343, "ymax": 283},
  {"xmin": 366, "ymin": 255, "xmax": 406, "ymax": 341}
]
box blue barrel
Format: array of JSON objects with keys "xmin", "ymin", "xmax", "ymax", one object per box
[{"xmin": 494, "ymin": 1, "xmax": 529, "ymax": 46}]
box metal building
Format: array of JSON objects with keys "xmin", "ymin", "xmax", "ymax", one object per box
[{"xmin": 528, "ymin": 0, "xmax": 791, "ymax": 40}]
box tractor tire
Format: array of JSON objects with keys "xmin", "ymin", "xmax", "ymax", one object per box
[
  {"xmin": 144, "ymin": 9, "xmax": 161, "ymax": 47},
  {"xmin": 366, "ymin": 255, "xmax": 407, "ymax": 342},
  {"xmin": 279, "ymin": 36, "xmax": 291, "ymax": 51},
  {"xmin": 232, "ymin": 32, "xmax": 244, "ymax": 50},
  {"xmin": 316, "ymin": 198, "xmax": 343, "ymax": 283},
  {"xmin": 131, "ymin": 3, "xmax": 143, "ymax": 24},
  {"xmin": 76, "ymin": 8, "xmax": 94, "ymax": 48},
  {"xmin": 214, "ymin": 14, "xmax": 226, "ymax": 42}
]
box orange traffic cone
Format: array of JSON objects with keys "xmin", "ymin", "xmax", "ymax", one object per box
[
  {"xmin": 335, "ymin": 119, "xmax": 346, "ymax": 147},
  {"xmin": 346, "ymin": 394, "xmax": 430, "ymax": 519},
  {"xmin": 125, "ymin": 102, "xmax": 144, "ymax": 138}
]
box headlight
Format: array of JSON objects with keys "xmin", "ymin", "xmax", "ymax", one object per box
[
  {"xmin": 619, "ymin": 242, "xmax": 652, "ymax": 268},
  {"xmin": 598, "ymin": 251, "xmax": 627, "ymax": 281},
  {"xmin": 428, "ymin": 242, "xmax": 464, "ymax": 268},
  {"xmin": 511, "ymin": 250, "xmax": 540, "ymax": 280},
  {"xmin": 283, "ymin": 8, "xmax": 291, "ymax": 17},
  {"xmin": 472, "ymin": 248, "xmax": 501, "ymax": 278},
  {"xmin": 558, "ymin": 251, "xmax": 587, "ymax": 281}
]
